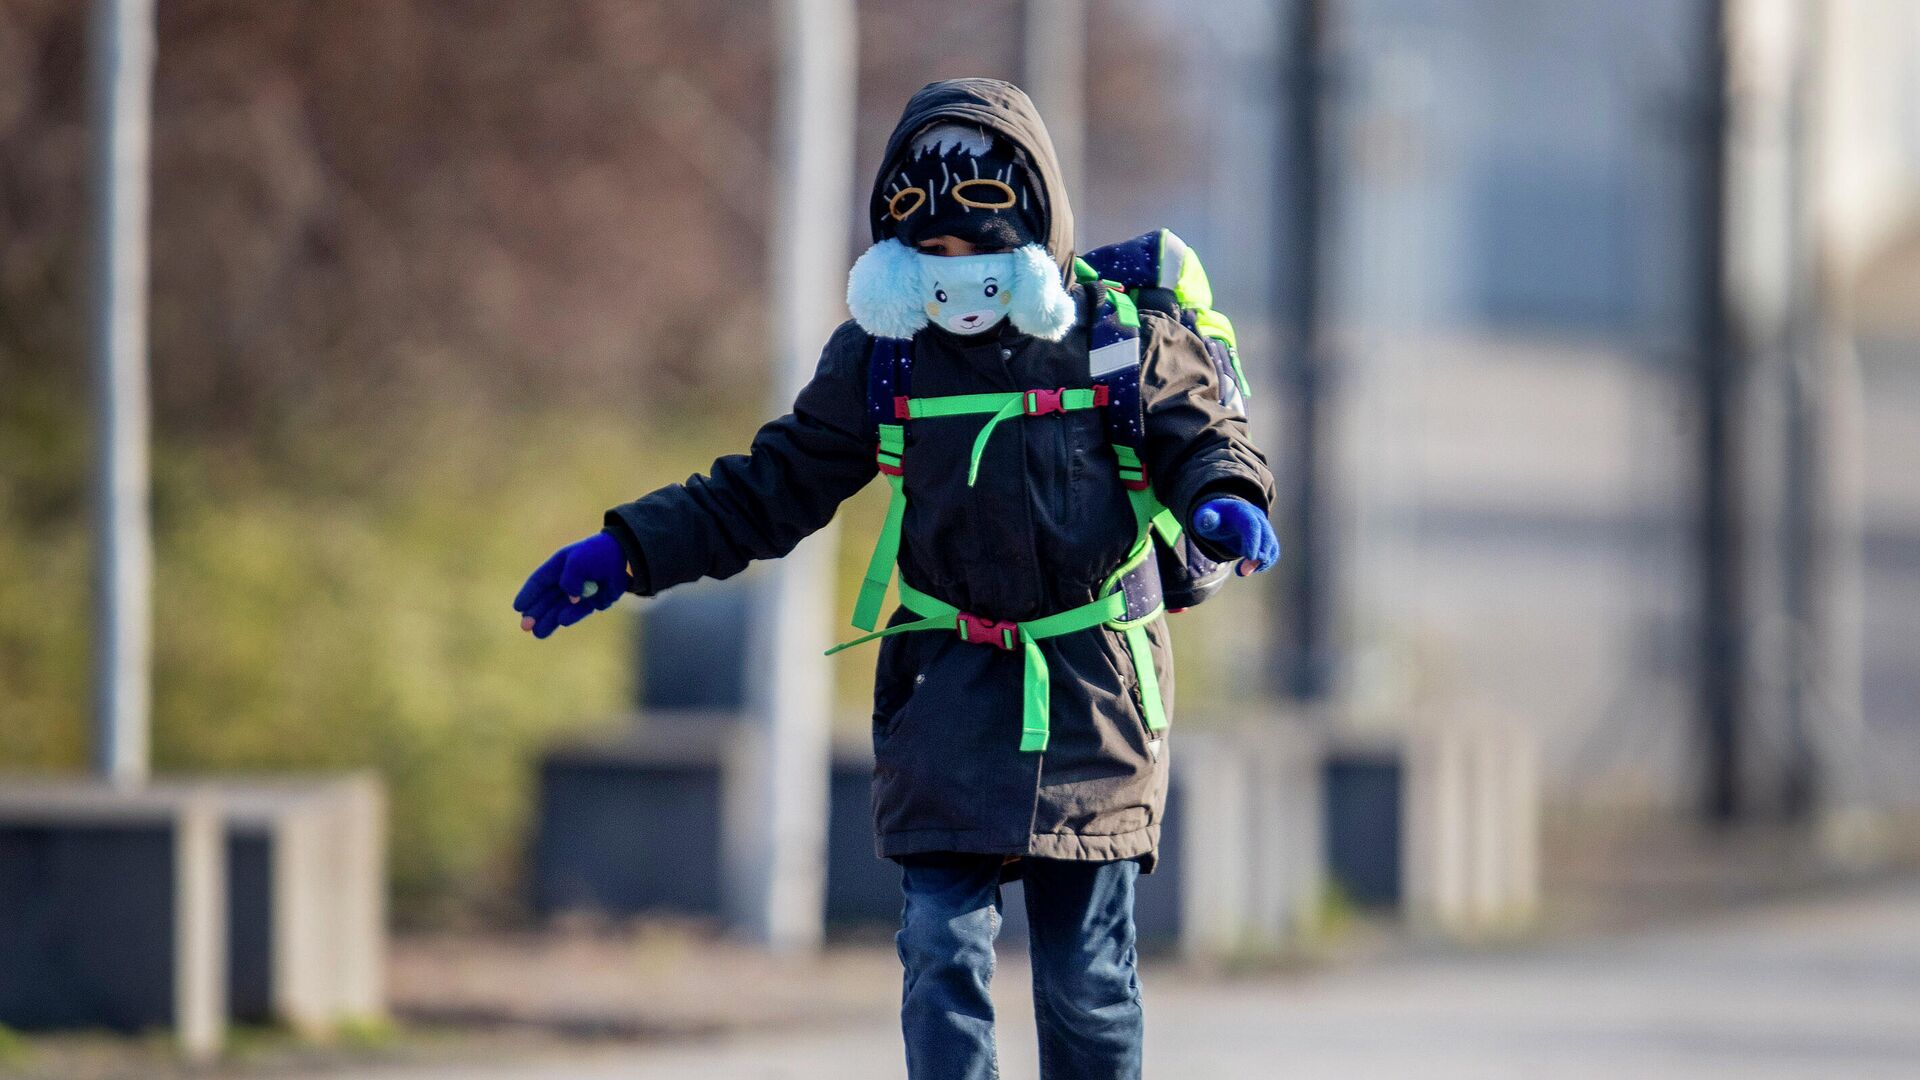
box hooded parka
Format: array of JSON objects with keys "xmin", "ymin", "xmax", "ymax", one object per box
[{"xmin": 604, "ymin": 79, "xmax": 1275, "ymax": 873}]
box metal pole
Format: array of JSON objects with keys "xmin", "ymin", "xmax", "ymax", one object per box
[
  {"xmin": 1278, "ymin": 0, "xmax": 1331, "ymax": 703},
  {"xmin": 1800, "ymin": 0, "xmax": 1868, "ymax": 838},
  {"xmin": 1778, "ymin": 0, "xmax": 1822, "ymax": 819},
  {"xmin": 1022, "ymin": 0, "xmax": 1086, "ymax": 237},
  {"xmin": 727, "ymin": 0, "xmax": 854, "ymax": 951},
  {"xmin": 89, "ymin": 0, "xmax": 157, "ymax": 788},
  {"xmin": 1693, "ymin": 0, "xmax": 1745, "ymax": 824}
]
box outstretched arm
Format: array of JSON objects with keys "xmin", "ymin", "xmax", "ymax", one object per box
[
  {"xmin": 601, "ymin": 319, "xmax": 877, "ymax": 595},
  {"xmin": 515, "ymin": 320, "xmax": 876, "ymax": 637}
]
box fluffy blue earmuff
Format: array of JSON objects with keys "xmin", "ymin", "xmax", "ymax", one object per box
[
  {"xmin": 846, "ymin": 239, "xmax": 1076, "ymax": 342},
  {"xmin": 1003, "ymin": 243, "xmax": 1075, "ymax": 342},
  {"xmin": 845, "ymin": 239, "xmax": 929, "ymax": 340}
]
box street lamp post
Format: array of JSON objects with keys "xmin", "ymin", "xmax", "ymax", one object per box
[
  {"xmin": 89, "ymin": 0, "xmax": 158, "ymax": 788},
  {"xmin": 727, "ymin": 0, "xmax": 856, "ymax": 951}
]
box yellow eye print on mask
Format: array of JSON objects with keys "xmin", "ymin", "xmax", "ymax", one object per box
[
  {"xmin": 888, "ymin": 187, "xmax": 926, "ymax": 220},
  {"xmin": 952, "ymin": 178, "xmax": 1016, "ymax": 210}
]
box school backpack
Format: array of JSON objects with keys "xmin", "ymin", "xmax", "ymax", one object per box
[
  {"xmin": 828, "ymin": 229, "xmax": 1253, "ymax": 754},
  {"xmin": 1080, "ymin": 228, "xmax": 1252, "ymax": 610}
]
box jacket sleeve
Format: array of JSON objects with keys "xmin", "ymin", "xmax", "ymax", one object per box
[
  {"xmin": 603, "ymin": 319, "xmax": 877, "ymax": 595},
  {"xmin": 1136, "ymin": 309, "xmax": 1278, "ymax": 563}
]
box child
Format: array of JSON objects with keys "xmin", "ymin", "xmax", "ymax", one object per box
[{"xmin": 516, "ymin": 78, "xmax": 1277, "ymax": 1080}]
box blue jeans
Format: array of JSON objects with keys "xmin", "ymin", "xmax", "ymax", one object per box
[{"xmin": 896, "ymin": 852, "xmax": 1143, "ymax": 1080}]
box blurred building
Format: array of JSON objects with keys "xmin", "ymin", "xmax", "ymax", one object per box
[{"xmin": 1143, "ymin": 0, "xmax": 1920, "ymax": 816}]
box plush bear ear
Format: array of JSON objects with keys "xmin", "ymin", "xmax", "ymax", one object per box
[
  {"xmin": 1005, "ymin": 243, "xmax": 1076, "ymax": 342},
  {"xmin": 846, "ymin": 238, "xmax": 930, "ymax": 339}
]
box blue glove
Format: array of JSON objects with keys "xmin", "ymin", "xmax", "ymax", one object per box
[
  {"xmin": 1191, "ymin": 496, "xmax": 1280, "ymax": 577},
  {"xmin": 514, "ymin": 532, "xmax": 631, "ymax": 639}
]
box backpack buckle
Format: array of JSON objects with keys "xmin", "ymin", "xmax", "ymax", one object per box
[
  {"xmin": 956, "ymin": 611, "xmax": 1019, "ymax": 650},
  {"xmin": 1023, "ymin": 388, "xmax": 1065, "ymax": 416}
]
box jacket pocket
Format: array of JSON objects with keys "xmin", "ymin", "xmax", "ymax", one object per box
[
  {"xmin": 872, "ymin": 631, "xmax": 922, "ymax": 740},
  {"xmin": 1098, "ymin": 625, "xmax": 1156, "ymax": 749}
]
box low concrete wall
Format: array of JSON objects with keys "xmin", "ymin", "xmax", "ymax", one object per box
[
  {"xmin": 1402, "ymin": 722, "xmax": 1540, "ymax": 937},
  {"xmin": 532, "ymin": 722, "xmax": 733, "ymax": 917},
  {"xmin": 1323, "ymin": 723, "xmax": 1540, "ymax": 937},
  {"xmin": 0, "ymin": 774, "xmax": 386, "ymax": 1056},
  {"xmin": 533, "ymin": 721, "xmax": 895, "ymax": 925},
  {"xmin": 217, "ymin": 775, "xmax": 386, "ymax": 1034},
  {"xmin": 1172, "ymin": 722, "xmax": 1326, "ymax": 959},
  {"xmin": 0, "ymin": 783, "xmax": 227, "ymax": 1061},
  {"xmin": 534, "ymin": 718, "xmax": 1334, "ymax": 960},
  {"xmin": 531, "ymin": 713, "xmax": 1541, "ymax": 953}
]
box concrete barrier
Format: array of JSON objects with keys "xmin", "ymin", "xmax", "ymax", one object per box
[
  {"xmin": 634, "ymin": 581, "xmax": 758, "ymax": 712},
  {"xmin": 0, "ymin": 782, "xmax": 226, "ymax": 1061},
  {"xmin": 532, "ymin": 721, "xmax": 732, "ymax": 917},
  {"xmin": 535, "ymin": 717, "xmax": 1334, "ymax": 958},
  {"xmin": 1169, "ymin": 722, "xmax": 1326, "ymax": 959},
  {"xmin": 217, "ymin": 775, "xmax": 386, "ymax": 1034},
  {"xmin": 531, "ymin": 722, "xmax": 894, "ymax": 924},
  {"xmin": 1323, "ymin": 722, "xmax": 1539, "ymax": 937},
  {"xmin": 532, "ymin": 714, "xmax": 1539, "ymax": 952},
  {"xmin": 1401, "ymin": 722, "xmax": 1540, "ymax": 937},
  {"xmin": 0, "ymin": 774, "xmax": 386, "ymax": 1056}
]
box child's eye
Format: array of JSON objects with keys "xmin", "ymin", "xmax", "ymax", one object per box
[
  {"xmin": 934, "ymin": 288, "xmax": 948, "ymax": 303},
  {"xmin": 983, "ymin": 283, "xmax": 998, "ymax": 297}
]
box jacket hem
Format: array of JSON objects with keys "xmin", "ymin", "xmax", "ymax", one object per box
[{"xmin": 876, "ymin": 820, "xmax": 1161, "ymax": 874}]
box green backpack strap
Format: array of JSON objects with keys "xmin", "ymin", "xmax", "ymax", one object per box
[{"xmin": 852, "ymin": 421, "xmax": 907, "ymax": 632}]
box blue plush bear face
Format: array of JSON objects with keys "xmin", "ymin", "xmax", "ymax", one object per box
[
  {"xmin": 845, "ymin": 238, "xmax": 1077, "ymax": 343},
  {"xmin": 922, "ymin": 252, "xmax": 1016, "ymax": 335}
]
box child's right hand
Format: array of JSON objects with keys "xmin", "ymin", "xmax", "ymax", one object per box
[
  {"xmin": 514, "ymin": 532, "xmax": 631, "ymax": 638},
  {"xmin": 1191, "ymin": 497, "xmax": 1280, "ymax": 577}
]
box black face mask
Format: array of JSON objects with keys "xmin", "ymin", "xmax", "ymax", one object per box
[{"xmin": 880, "ymin": 124, "xmax": 1042, "ymax": 250}]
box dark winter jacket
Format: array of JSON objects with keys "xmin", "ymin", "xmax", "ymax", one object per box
[{"xmin": 604, "ymin": 79, "xmax": 1275, "ymax": 872}]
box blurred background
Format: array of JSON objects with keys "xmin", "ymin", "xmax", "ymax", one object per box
[{"xmin": 3, "ymin": 0, "xmax": 1918, "ymax": 1076}]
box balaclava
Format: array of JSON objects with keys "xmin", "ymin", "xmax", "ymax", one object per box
[
  {"xmin": 847, "ymin": 122, "xmax": 1075, "ymax": 341},
  {"xmin": 884, "ymin": 123, "xmax": 1041, "ymax": 250}
]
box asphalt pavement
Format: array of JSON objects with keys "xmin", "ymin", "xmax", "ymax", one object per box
[{"xmin": 285, "ymin": 878, "xmax": 1920, "ymax": 1079}]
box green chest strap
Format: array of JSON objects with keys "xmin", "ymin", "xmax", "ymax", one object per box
[{"xmin": 851, "ymin": 384, "xmax": 1108, "ymax": 631}]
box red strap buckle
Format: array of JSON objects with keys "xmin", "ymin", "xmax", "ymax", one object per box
[
  {"xmin": 894, "ymin": 395, "xmax": 912, "ymax": 420},
  {"xmin": 956, "ymin": 612, "xmax": 1019, "ymax": 651},
  {"xmin": 1023, "ymin": 388, "xmax": 1064, "ymax": 416}
]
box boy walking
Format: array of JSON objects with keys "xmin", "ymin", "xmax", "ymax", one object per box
[{"xmin": 516, "ymin": 78, "xmax": 1277, "ymax": 1079}]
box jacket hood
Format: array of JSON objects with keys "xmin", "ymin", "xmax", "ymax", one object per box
[{"xmin": 867, "ymin": 78, "xmax": 1075, "ymax": 279}]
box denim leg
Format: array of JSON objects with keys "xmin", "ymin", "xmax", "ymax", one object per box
[
  {"xmin": 897, "ymin": 853, "xmax": 1006, "ymax": 1080},
  {"xmin": 1023, "ymin": 857, "xmax": 1144, "ymax": 1080}
]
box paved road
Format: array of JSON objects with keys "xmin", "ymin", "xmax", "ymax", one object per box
[{"xmin": 300, "ymin": 880, "xmax": 1920, "ymax": 1079}]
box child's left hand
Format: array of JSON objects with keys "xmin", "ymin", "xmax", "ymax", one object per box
[{"xmin": 1191, "ymin": 497, "xmax": 1280, "ymax": 576}]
